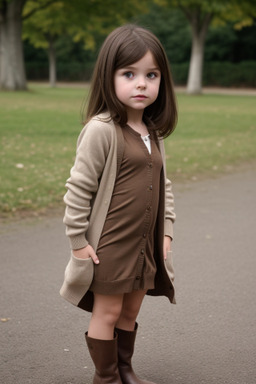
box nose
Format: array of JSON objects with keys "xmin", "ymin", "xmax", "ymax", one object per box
[{"xmin": 136, "ymin": 75, "xmax": 146, "ymax": 89}]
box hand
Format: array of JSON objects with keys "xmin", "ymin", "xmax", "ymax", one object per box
[
  {"xmin": 73, "ymin": 245, "xmax": 100, "ymax": 264},
  {"xmin": 163, "ymin": 236, "xmax": 172, "ymax": 260}
]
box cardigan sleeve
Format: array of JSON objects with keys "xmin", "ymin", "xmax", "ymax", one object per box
[
  {"xmin": 164, "ymin": 177, "xmax": 176, "ymax": 239},
  {"xmin": 63, "ymin": 118, "xmax": 112, "ymax": 250},
  {"xmin": 158, "ymin": 138, "xmax": 176, "ymax": 239}
]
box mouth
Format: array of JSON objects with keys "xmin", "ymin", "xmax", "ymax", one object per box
[{"xmin": 133, "ymin": 95, "xmax": 147, "ymax": 100}]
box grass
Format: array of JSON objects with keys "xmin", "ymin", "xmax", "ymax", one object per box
[
  {"xmin": 0, "ymin": 83, "xmax": 256, "ymax": 218},
  {"xmin": 165, "ymin": 93, "xmax": 256, "ymax": 183}
]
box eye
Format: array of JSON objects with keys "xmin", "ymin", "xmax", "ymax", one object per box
[
  {"xmin": 147, "ymin": 72, "xmax": 158, "ymax": 79},
  {"xmin": 124, "ymin": 71, "xmax": 134, "ymax": 79}
]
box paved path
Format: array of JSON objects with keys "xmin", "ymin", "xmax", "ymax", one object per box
[{"xmin": 1, "ymin": 167, "xmax": 256, "ymax": 384}]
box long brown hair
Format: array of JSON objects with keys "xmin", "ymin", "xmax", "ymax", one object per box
[{"xmin": 85, "ymin": 24, "xmax": 177, "ymax": 138}]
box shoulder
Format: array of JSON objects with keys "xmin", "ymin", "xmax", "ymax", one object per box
[
  {"xmin": 77, "ymin": 112, "xmax": 116, "ymax": 148},
  {"xmin": 82, "ymin": 112, "xmax": 115, "ymax": 136}
]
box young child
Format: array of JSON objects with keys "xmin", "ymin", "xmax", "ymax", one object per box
[{"xmin": 60, "ymin": 24, "xmax": 177, "ymax": 384}]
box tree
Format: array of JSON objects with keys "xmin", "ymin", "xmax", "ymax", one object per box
[
  {"xmin": 155, "ymin": 0, "xmax": 256, "ymax": 94},
  {"xmin": 23, "ymin": 1, "xmax": 69, "ymax": 87},
  {"xmin": 23, "ymin": 0, "xmax": 150, "ymax": 87},
  {"xmin": 0, "ymin": 0, "xmax": 149, "ymax": 90},
  {"xmin": 0, "ymin": 0, "xmax": 27, "ymax": 90},
  {"xmin": 134, "ymin": 4, "xmax": 191, "ymax": 64},
  {"xmin": 0, "ymin": 0, "xmax": 55, "ymax": 90}
]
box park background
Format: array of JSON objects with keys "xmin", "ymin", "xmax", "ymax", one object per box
[
  {"xmin": 24, "ymin": 2, "xmax": 256, "ymax": 90},
  {"xmin": 0, "ymin": 0, "xmax": 256, "ymax": 219},
  {"xmin": 1, "ymin": 0, "xmax": 256, "ymax": 92},
  {"xmin": 1, "ymin": 3, "xmax": 256, "ymax": 383}
]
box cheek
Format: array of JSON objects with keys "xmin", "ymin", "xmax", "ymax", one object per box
[
  {"xmin": 115, "ymin": 85, "xmax": 124, "ymax": 102},
  {"xmin": 114, "ymin": 78, "xmax": 122, "ymax": 100},
  {"xmin": 114, "ymin": 78, "xmax": 130, "ymax": 103},
  {"xmin": 151, "ymin": 82, "xmax": 161, "ymax": 100}
]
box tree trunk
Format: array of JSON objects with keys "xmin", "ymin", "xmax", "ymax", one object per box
[
  {"xmin": 186, "ymin": 12, "xmax": 213, "ymax": 94},
  {"xmin": 0, "ymin": 0, "xmax": 27, "ymax": 90},
  {"xmin": 48, "ymin": 37, "xmax": 56, "ymax": 87}
]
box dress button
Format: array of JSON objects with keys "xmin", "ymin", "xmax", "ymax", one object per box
[
  {"xmin": 146, "ymin": 206, "xmax": 151, "ymax": 211},
  {"xmin": 143, "ymin": 233, "xmax": 146, "ymax": 238},
  {"xmin": 149, "ymin": 163, "xmax": 153, "ymax": 168},
  {"xmin": 136, "ymin": 276, "xmax": 140, "ymax": 280},
  {"xmin": 140, "ymin": 249, "xmax": 144, "ymax": 254},
  {"xmin": 149, "ymin": 185, "xmax": 152, "ymax": 190}
]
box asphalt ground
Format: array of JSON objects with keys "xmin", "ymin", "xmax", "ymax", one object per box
[{"xmin": 1, "ymin": 166, "xmax": 256, "ymax": 384}]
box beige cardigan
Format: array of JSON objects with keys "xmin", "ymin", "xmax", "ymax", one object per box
[{"xmin": 61, "ymin": 112, "xmax": 176, "ymax": 308}]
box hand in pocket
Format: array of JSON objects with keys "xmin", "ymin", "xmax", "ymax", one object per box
[{"xmin": 73, "ymin": 245, "xmax": 99, "ymax": 264}]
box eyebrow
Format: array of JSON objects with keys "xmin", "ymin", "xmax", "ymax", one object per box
[{"xmin": 122, "ymin": 65, "xmax": 160, "ymax": 71}]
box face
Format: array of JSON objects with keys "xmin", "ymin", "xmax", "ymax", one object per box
[{"xmin": 114, "ymin": 50, "xmax": 161, "ymax": 117}]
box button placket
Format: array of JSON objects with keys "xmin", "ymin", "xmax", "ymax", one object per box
[{"xmin": 134, "ymin": 149, "xmax": 154, "ymax": 289}]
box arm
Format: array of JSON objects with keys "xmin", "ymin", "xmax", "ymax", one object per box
[
  {"xmin": 72, "ymin": 245, "xmax": 99, "ymax": 264},
  {"xmin": 164, "ymin": 177, "xmax": 176, "ymax": 238},
  {"xmin": 159, "ymin": 139, "xmax": 176, "ymax": 259},
  {"xmin": 163, "ymin": 177, "xmax": 175, "ymax": 259},
  {"xmin": 63, "ymin": 119, "xmax": 112, "ymax": 257}
]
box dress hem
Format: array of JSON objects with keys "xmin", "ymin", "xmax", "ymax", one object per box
[{"xmin": 89, "ymin": 274, "xmax": 155, "ymax": 295}]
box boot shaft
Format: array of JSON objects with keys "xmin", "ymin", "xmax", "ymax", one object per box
[
  {"xmin": 115, "ymin": 324, "xmax": 156, "ymax": 384},
  {"xmin": 85, "ymin": 333, "xmax": 122, "ymax": 384}
]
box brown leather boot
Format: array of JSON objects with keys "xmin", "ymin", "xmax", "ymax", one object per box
[
  {"xmin": 115, "ymin": 323, "xmax": 156, "ymax": 384},
  {"xmin": 85, "ymin": 332, "xmax": 122, "ymax": 384}
]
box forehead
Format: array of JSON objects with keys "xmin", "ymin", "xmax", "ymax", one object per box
[{"xmin": 123, "ymin": 51, "xmax": 159, "ymax": 69}]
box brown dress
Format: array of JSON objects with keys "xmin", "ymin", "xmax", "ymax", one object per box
[{"xmin": 89, "ymin": 125, "xmax": 163, "ymax": 294}]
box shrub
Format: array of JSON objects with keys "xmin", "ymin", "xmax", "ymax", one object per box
[{"xmin": 26, "ymin": 60, "xmax": 256, "ymax": 87}]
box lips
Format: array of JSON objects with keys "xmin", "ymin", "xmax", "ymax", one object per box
[{"xmin": 133, "ymin": 95, "xmax": 147, "ymax": 99}]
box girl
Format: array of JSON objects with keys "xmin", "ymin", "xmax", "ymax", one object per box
[{"xmin": 60, "ymin": 24, "xmax": 177, "ymax": 384}]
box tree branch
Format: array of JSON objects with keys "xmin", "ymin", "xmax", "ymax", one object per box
[
  {"xmin": 200, "ymin": 12, "xmax": 213, "ymax": 38},
  {"xmin": 176, "ymin": 0, "xmax": 193, "ymax": 23},
  {"xmin": 22, "ymin": 0, "xmax": 57, "ymax": 20}
]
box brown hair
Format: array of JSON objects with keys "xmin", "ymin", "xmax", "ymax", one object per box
[{"xmin": 85, "ymin": 24, "xmax": 177, "ymax": 138}]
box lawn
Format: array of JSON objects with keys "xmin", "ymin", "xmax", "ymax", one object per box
[
  {"xmin": 165, "ymin": 92, "xmax": 256, "ymax": 182},
  {"xmin": 0, "ymin": 84, "xmax": 255, "ymax": 218}
]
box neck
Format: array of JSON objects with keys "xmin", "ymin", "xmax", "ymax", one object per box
[
  {"xmin": 126, "ymin": 109, "xmax": 148, "ymax": 136},
  {"xmin": 127, "ymin": 120, "xmax": 149, "ymax": 136}
]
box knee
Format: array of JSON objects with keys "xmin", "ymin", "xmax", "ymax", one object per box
[
  {"xmin": 94, "ymin": 300, "xmax": 123, "ymax": 327},
  {"xmin": 106, "ymin": 304, "xmax": 123, "ymax": 326},
  {"xmin": 120, "ymin": 303, "xmax": 139, "ymax": 324}
]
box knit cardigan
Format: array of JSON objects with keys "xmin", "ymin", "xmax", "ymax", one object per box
[{"xmin": 61, "ymin": 112, "xmax": 176, "ymax": 308}]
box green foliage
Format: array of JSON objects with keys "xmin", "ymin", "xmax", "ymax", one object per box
[
  {"xmin": 171, "ymin": 63, "xmax": 189, "ymax": 85},
  {"xmin": 203, "ymin": 61, "xmax": 256, "ymax": 87},
  {"xmin": 223, "ymin": 0, "xmax": 256, "ymax": 29},
  {"xmin": 23, "ymin": 2, "xmax": 70, "ymax": 49},
  {"xmin": 232, "ymin": 24, "xmax": 256, "ymax": 62},
  {"xmin": 155, "ymin": 0, "xmax": 256, "ymax": 27},
  {"xmin": 23, "ymin": 0, "xmax": 150, "ymax": 50},
  {"xmin": 24, "ymin": 36, "xmax": 98, "ymax": 81},
  {"xmin": 134, "ymin": 5, "xmax": 191, "ymax": 63},
  {"xmin": 171, "ymin": 61, "xmax": 256, "ymax": 86},
  {"xmin": 204, "ymin": 24, "xmax": 237, "ymax": 61}
]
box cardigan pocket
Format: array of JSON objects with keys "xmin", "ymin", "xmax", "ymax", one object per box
[
  {"xmin": 164, "ymin": 250, "xmax": 175, "ymax": 283},
  {"xmin": 59, "ymin": 252, "xmax": 94, "ymax": 305},
  {"xmin": 65, "ymin": 252, "xmax": 94, "ymax": 285}
]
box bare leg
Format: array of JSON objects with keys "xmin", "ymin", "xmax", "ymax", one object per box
[
  {"xmin": 116, "ymin": 289, "xmax": 147, "ymax": 331},
  {"xmin": 115, "ymin": 290, "xmax": 155, "ymax": 384},
  {"xmin": 88, "ymin": 293, "xmax": 124, "ymax": 340}
]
